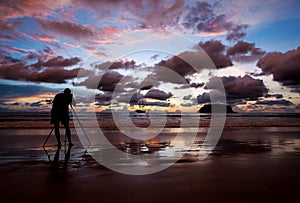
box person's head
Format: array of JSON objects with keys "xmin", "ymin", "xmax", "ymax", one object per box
[{"xmin": 63, "ymin": 88, "xmax": 71, "ymax": 95}]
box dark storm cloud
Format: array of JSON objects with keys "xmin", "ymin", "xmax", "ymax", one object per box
[
  {"xmin": 198, "ymin": 75, "xmax": 268, "ymax": 104},
  {"xmin": 227, "ymin": 40, "xmax": 265, "ymax": 63},
  {"xmin": 190, "ymin": 82, "xmax": 205, "ymax": 88},
  {"xmin": 156, "ymin": 55, "xmax": 196, "ymax": 78},
  {"xmin": 31, "ymin": 56, "xmax": 81, "ymax": 69},
  {"xmin": 151, "ymin": 44, "xmax": 231, "ymax": 84},
  {"xmin": 208, "ymin": 75, "xmax": 268, "ymax": 99},
  {"xmin": 144, "ymin": 89, "xmax": 173, "ymax": 101},
  {"xmin": 255, "ymin": 99, "xmax": 293, "ymax": 106},
  {"xmin": 0, "ymin": 59, "xmax": 86, "ymax": 84},
  {"xmin": 182, "ymin": 1, "xmax": 248, "ymax": 40},
  {"xmin": 257, "ymin": 46, "xmax": 300, "ymax": 88},
  {"xmin": 198, "ymin": 40, "xmax": 233, "ymax": 69},
  {"xmin": 29, "ymin": 67, "xmax": 83, "ymax": 83},
  {"xmin": 77, "ymin": 71, "xmax": 123, "ymax": 92}
]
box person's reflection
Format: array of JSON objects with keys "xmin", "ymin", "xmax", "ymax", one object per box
[
  {"xmin": 52, "ymin": 145, "xmax": 72, "ymax": 170},
  {"xmin": 50, "ymin": 145, "xmax": 72, "ymax": 181},
  {"xmin": 63, "ymin": 146, "xmax": 71, "ymax": 169}
]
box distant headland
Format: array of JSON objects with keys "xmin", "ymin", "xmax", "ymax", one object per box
[{"xmin": 198, "ymin": 104, "xmax": 236, "ymax": 113}]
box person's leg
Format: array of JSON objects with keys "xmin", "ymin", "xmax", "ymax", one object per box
[
  {"xmin": 64, "ymin": 123, "xmax": 73, "ymax": 146},
  {"xmin": 54, "ymin": 122, "xmax": 61, "ymax": 147}
]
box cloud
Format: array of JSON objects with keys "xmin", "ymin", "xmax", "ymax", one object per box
[
  {"xmin": 37, "ymin": 19, "xmax": 95, "ymax": 42},
  {"xmin": 182, "ymin": 2, "xmax": 248, "ymax": 40},
  {"xmin": 200, "ymin": 75, "xmax": 268, "ymax": 103},
  {"xmin": 198, "ymin": 40, "xmax": 233, "ymax": 69},
  {"xmin": 183, "ymin": 95, "xmax": 192, "ymax": 100},
  {"xmin": 0, "ymin": 0, "xmax": 69, "ymax": 20},
  {"xmin": 26, "ymin": 47, "xmax": 58, "ymax": 61},
  {"xmin": 29, "ymin": 101, "xmax": 43, "ymax": 107},
  {"xmin": 0, "ymin": 1, "xmax": 71, "ymax": 41},
  {"xmin": 36, "ymin": 19, "xmax": 120, "ymax": 46},
  {"xmin": 255, "ymin": 99, "xmax": 293, "ymax": 106},
  {"xmin": 150, "ymin": 45, "xmax": 228, "ymax": 84},
  {"xmin": 76, "ymin": 0, "xmax": 185, "ymax": 30},
  {"xmin": 257, "ymin": 46, "xmax": 300, "ymax": 89},
  {"xmin": 190, "ymin": 82, "xmax": 205, "ymax": 88},
  {"xmin": 226, "ymin": 24, "xmax": 248, "ymax": 41},
  {"xmin": 227, "ymin": 40, "xmax": 265, "ymax": 62},
  {"xmin": 77, "ymin": 70, "xmax": 123, "ymax": 91},
  {"xmin": 31, "ymin": 56, "xmax": 81, "ymax": 69},
  {"xmin": 94, "ymin": 60, "xmax": 139, "ymax": 70},
  {"xmin": 174, "ymin": 82, "xmax": 204, "ymax": 89},
  {"xmin": 30, "ymin": 34, "xmax": 58, "ymax": 43},
  {"xmin": 144, "ymin": 89, "xmax": 173, "ymax": 101},
  {"xmin": 1, "ymin": 44, "xmax": 28, "ymax": 55},
  {"xmin": 0, "ymin": 20, "xmax": 23, "ymax": 41},
  {"xmin": 156, "ymin": 54, "xmax": 196, "ymax": 78},
  {"xmin": 29, "ymin": 67, "xmax": 83, "ymax": 83},
  {"xmin": 139, "ymin": 100, "xmax": 170, "ymax": 107},
  {"xmin": 264, "ymin": 94, "xmax": 283, "ymax": 99},
  {"xmin": 0, "ymin": 55, "xmax": 88, "ymax": 83},
  {"xmin": 94, "ymin": 92, "xmax": 115, "ymax": 106}
]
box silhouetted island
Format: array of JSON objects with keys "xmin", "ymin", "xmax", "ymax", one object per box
[{"xmin": 198, "ymin": 104, "xmax": 236, "ymax": 113}]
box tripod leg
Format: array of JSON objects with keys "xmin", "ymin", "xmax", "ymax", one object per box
[
  {"xmin": 43, "ymin": 126, "xmax": 54, "ymax": 147},
  {"xmin": 71, "ymin": 107, "xmax": 91, "ymax": 149}
]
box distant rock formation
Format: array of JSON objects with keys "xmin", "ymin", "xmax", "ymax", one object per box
[{"xmin": 198, "ymin": 104, "xmax": 236, "ymax": 113}]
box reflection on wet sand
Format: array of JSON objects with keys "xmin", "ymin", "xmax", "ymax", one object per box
[{"xmin": 46, "ymin": 146, "xmax": 72, "ymax": 181}]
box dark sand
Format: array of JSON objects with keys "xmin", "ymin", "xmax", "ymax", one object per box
[{"xmin": 1, "ymin": 154, "xmax": 300, "ymax": 203}]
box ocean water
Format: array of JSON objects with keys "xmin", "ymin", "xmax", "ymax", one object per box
[{"xmin": 0, "ymin": 112, "xmax": 300, "ymax": 166}]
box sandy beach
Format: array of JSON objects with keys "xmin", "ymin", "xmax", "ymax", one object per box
[{"xmin": 1, "ymin": 114, "xmax": 300, "ymax": 203}]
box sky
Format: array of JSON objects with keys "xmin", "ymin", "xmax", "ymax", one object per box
[{"xmin": 0, "ymin": 0, "xmax": 300, "ymax": 113}]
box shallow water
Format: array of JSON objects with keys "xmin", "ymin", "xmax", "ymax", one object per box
[{"xmin": 0, "ymin": 113, "xmax": 300, "ymax": 165}]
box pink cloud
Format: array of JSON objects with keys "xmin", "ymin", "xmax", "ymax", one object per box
[
  {"xmin": 0, "ymin": 0, "xmax": 70, "ymax": 20},
  {"xmin": 227, "ymin": 40, "xmax": 265, "ymax": 62},
  {"xmin": 30, "ymin": 34, "xmax": 58, "ymax": 43},
  {"xmin": 37, "ymin": 19, "xmax": 95, "ymax": 42}
]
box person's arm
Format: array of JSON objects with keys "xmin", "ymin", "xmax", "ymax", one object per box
[{"xmin": 69, "ymin": 94, "xmax": 76, "ymax": 108}]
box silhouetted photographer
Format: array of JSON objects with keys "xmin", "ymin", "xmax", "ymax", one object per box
[{"xmin": 50, "ymin": 88, "xmax": 75, "ymax": 147}]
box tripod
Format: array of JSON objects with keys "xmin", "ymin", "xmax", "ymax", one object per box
[
  {"xmin": 42, "ymin": 126, "xmax": 68, "ymax": 147},
  {"xmin": 43, "ymin": 107, "xmax": 91, "ymax": 150}
]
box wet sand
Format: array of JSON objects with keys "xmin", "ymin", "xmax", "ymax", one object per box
[
  {"xmin": 1, "ymin": 126, "xmax": 300, "ymax": 203},
  {"xmin": 1, "ymin": 152, "xmax": 300, "ymax": 203}
]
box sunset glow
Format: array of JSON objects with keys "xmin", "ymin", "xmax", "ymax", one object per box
[{"xmin": 0, "ymin": 0, "xmax": 299, "ymax": 113}]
